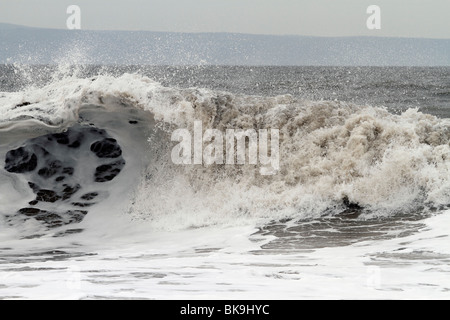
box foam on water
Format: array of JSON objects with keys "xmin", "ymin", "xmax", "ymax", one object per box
[
  {"xmin": 0, "ymin": 210, "xmax": 449, "ymax": 299},
  {"xmin": 1, "ymin": 72, "xmax": 450, "ymax": 232},
  {"xmin": 0, "ymin": 67, "xmax": 449, "ymax": 299}
]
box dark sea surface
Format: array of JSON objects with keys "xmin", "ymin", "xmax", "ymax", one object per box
[{"xmin": 1, "ymin": 65, "xmax": 449, "ymax": 117}]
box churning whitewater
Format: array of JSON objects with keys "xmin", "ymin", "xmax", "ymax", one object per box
[
  {"xmin": 0, "ymin": 67, "xmax": 450, "ymax": 299},
  {"xmin": 1, "ymin": 73, "xmax": 450, "ymax": 231}
]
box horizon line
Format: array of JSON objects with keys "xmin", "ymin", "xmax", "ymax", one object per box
[{"xmin": 1, "ymin": 22, "xmax": 449, "ymax": 41}]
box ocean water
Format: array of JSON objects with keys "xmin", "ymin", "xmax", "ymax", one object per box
[{"xmin": 0, "ymin": 65, "xmax": 450, "ymax": 299}]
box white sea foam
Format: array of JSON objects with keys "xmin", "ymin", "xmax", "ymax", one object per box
[
  {"xmin": 1, "ymin": 73, "xmax": 450, "ymax": 232},
  {"xmin": 1, "ymin": 70, "xmax": 450, "ymax": 300}
]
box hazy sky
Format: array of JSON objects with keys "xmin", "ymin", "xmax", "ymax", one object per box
[{"xmin": 0, "ymin": 0, "xmax": 449, "ymax": 38}]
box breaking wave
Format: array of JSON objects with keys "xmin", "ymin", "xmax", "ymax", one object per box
[{"xmin": 1, "ymin": 71, "xmax": 450, "ymax": 232}]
